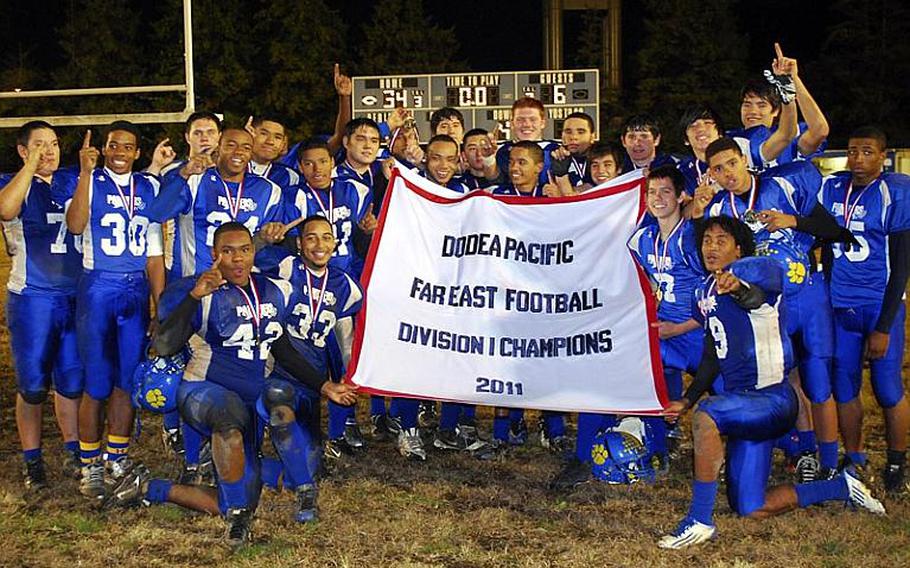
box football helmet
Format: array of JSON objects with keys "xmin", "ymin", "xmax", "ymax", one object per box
[
  {"xmin": 590, "ymin": 417, "xmax": 659, "ymax": 484},
  {"xmin": 132, "ymin": 352, "xmax": 186, "ymax": 413}
]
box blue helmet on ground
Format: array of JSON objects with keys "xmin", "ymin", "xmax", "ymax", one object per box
[
  {"xmin": 590, "ymin": 417, "xmax": 659, "ymax": 484},
  {"xmin": 132, "ymin": 352, "xmax": 186, "ymax": 413}
]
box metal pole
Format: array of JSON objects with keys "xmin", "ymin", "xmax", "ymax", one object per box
[
  {"xmin": 183, "ymin": 0, "xmax": 196, "ymax": 113},
  {"xmin": 0, "ymin": 85, "xmax": 186, "ymax": 99},
  {"xmin": 543, "ymin": 0, "xmax": 564, "ymax": 70}
]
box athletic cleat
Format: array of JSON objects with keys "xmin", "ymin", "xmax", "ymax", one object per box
[
  {"xmin": 795, "ymin": 453, "xmax": 820, "ymax": 484},
  {"xmin": 62, "ymin": 450, "xmax": 82, "ymax": 479},
  {"xmin": 104, "ymin": 463, "xmax": 150, "ymax": 509},
  {"xmin": 397, "ymin": 427, "xmax": 427, "ymax": 461},
  {"xmin": 343, "ymin": 419, "xmax": 366, "ymax": 449},
  {"xmin": 466, "ymin": 439, "xmax": 500, "ymax": 460},
  {"xmin": 667, "ymin": 426, "xmax": 684, "ymax": 461},
  {"xmin": 324, "ymin": 437, "xmax": 356, "ymax": 460},
  {"xmin": 417, "ymin": 401, "xmax": 438, "ymax": 430},
  {"xmin": 370, "ymin": 414, "xmax": 394, "ymax": 441},
  {"xmin": 23, "ymin": 458, "xmax": 47, "ymax": 491},
  {"xmin": 657, "ymin": 516, "xmax": 717, "ymax": 549},
  {"xmin": 80, "ymin": 461, "xmax": 106, "ymax": 500},
  {"xmin": 549, "ymin": 458, "xmax": 593, "ymax": 491},
  {"xmin": 294, "ymin": 483, "xmax": 319, "ymax": 523},
  {"xmin": 197, "ymin": 441, "xmax": 216, "ymax": 486},
  {"xmin": 161, "ymin": 426, "xmax": 184, "ymax": 457},
  {"xmin": 386, "ymin": 415, "xmax": 403, "ymax": 437},
  {"xmin": 178, "ymin": 464, "xmax": 200, "ymax": 485},
  {"xmin": 107, "ymin": 457, "xmax": 137, "ymax": 486},
  {"xmin": 548, "ymin": 435, "xmax": 574, "ymax": 456},
  {"xmin": 456, "ymin": 419, "xmax": 481, "ymax": 446},
  {"xmin": 882, "ymin": 463, "xmax": 908, "ymax": 495},
  {"xmin": 433, "ymin": 429, "xmax": 464, "ymax": 451},
  {"xmin": 843, "ymin": 468, "xmax": 886, "ymax": 514},
  {"xmin": 838, "ymin": 456, "xmax": 869, "ymax": 483},
  {"xmin": 508, "ymin": 419, "xmax": 528, "ymax": 446},
  {"xmin": 224, "ymin": 508, "xmax": 253, "ymax": 548}
]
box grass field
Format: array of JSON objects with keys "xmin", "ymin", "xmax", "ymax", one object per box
[{"xmin": 0, "ymin": 249, "xmax": 909, "ymax": 568}]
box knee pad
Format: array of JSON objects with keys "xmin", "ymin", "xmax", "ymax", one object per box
[
  {"xmin": 54, "ymin": 388, "xmax": 83, "ymax": 400},
  {"xmin": 800, "ymin": 356, "xmax": 833, "ymax": 404},
  {"xmin": 872, "ymin": 380, "xmax": 905, "ymax": 409},
  {"xmin": 19, "ymin": 389, "xmax": 48, "ymax": 405},
  {"xmin": 262, "ymin": 379, "xmax": 296, "ymax": 411},
  {"xmin": 209, "ymin": 395, "xmax": 250, "ymax": 435}
]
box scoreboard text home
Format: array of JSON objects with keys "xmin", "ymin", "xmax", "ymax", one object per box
[{"xmin": 352, "ymin": 69, "xmax": 600, "ymax": 142}]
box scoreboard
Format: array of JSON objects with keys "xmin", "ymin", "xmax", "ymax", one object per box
[{"xmin": 352, "ymin": 69, "xmax": 599, "ymax": 141}]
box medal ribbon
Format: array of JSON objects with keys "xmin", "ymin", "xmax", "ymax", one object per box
[
  {"xmin": 220, "ymin": 175, "xmax": 245, "ymax": 220},
  {"xmin": 655, "ymin": 218, "xmax": 685, "ymax": 283},
  {"xmin": 113, "ymin": 174, "xmax": 137, "ymax": 219},
  {"xmin": 729, "ymin": 176, "xmax": 757, "ymax": 220},
  {"xmin": 235, "ymin": 279, "xmax": 261, "ymax": 341},
  {"xmin": 842, "ymin": 178, "xmax": 878, "ymax": 228},
  {"xmin": 305, "ymin": 267, "xmax": 330, "ymax": 332},
  {"xmin": 248, "ymin": 161, "xmax": 272, "ymax": 180},
  {"xmin": 310, "ymin": 185, "xmax": 335, "ymax": 224}
]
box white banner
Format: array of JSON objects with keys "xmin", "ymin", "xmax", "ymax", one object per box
[{"xmin": 347, "ymin": 166, "xmax": 667, "ymax": 414}]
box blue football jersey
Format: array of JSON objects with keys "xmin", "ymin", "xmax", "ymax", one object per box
[
  {"xmin": 256, "ymin": 247, "xmax": 363, "ymax": 379},
  {"xmin": 453, "ymin": 171, "xmax": 493, "ymax": 191},
  {"xmin": 694, "ymin": 257, "xmax": 793, "ymax": 392},
  {"xmin": 628, "ymin": 219, "xmax": 705, "ymax": 323},
  {"xmin": 495, "ymin": 140, "xmax": 561, "ymax": 187},
  {"xmin": 706, "ymin": 162, "xmax": 822, "ymax": 257},
  {"xmin": 0, "ymin": 170, "xmax": 82, "ymax": 295},
  {"xmin": 818, "ymin": 171, "xmax": 910, "ymax": 308},
  {"xmin": 419, "ymin": 170, "xmax": 470, "ymax": 193},
  {"xmin": 180, "ymin": 272, "xmax": 294, "ymax": 403},
  {"xmin": 248, "ymin": 160, "xmax": 299, "ymax": 192},
  {"xmin": 332, "ymin": 159, "xmax": 383, "ymax": 189},
  {"xmin": 80, "ymin": 168, "xmax": 163, "ymax": 271},
  {"xmin": 621, "ymin": 152, "xmax": 678, "ymax": 175},
  {"xmin": 148, "ymin": 168, "xmax": 283, "ymax": 276},
  {"xmin": 489, "ymin": 182, "xmax": 548, "ymax": 197},
  {"xmin": 677, "ymin": 155, "xmax": 709, "ymax": 196},
  {"xmin": 283, "ymin": 178, "xmax": 372, "ymax": 276},
  {"xmin": 728, "ymin": 121, "xmax": 827, "ymax": 172}
]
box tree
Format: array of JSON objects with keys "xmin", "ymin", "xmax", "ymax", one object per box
[
  {"xmin": 812, "ymin": 0, "xmax": 910, "ymax": 146},
  {"xmin": 633, "ymin": 0, "xmax": 750, "ymax": 152},
  {"xmin": 251, "ymin": 0, "xmax": 348, "ymax": 140},
  {"xmin": 357, "ymin": 0, "xmax": 466, "ymax": 75}
]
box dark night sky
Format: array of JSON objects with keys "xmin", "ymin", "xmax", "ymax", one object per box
[{"xmin": 5, "ymin": 1, "xmax": 833, "ymax": 93}]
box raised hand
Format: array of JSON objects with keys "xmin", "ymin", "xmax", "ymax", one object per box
[
  {"xmin": 244, "ymin": 116, "xmax": 256, "ymax": 137},
  {"xmin": 551, "ymin": 146, "xmax": 571, "ymax": 161},
  {"xmin": 358, "ymin": 211, "xmax": 378, "ymax": 235},
  {"xmin": 387, "ymin": 107, "xmax": 409, "ymax": 131},
  {"xmin": 190, "ymin": 254, "xmax": 227, "ymax": 299},
  {"xmin": 180, "ymin": 151, "xmax": 214, "ymax": 179},
  {"xmin": 772, "ymin": 42, "xmax": 798, "ymax": 78},
  {"xmin": 24, "ymin": 139, "xmax": 45, "ymax": 170},
  {"xmin": 257, "ymin": 216, "xmax": 309, "ymax": 245},
  {"xmin": 542, "ymin": 172, "xmax": 561, "ymax": 198},
  {"xmin": 404, "ymin": 136, "xmax": 424, "ymax": 165},
  {"xmin": 334, "ymin": 63, "xmax": 352, "ymax": 97},
  {"xmin": 149, "ymin": 138, "xmax": 177, "ymax": 172},
  {"xmin": 79, "ymin": 129, "xmax": 99, "ymax": 174},
  {"xmin": 690, "ymin": 179, "xmax": 717, "ymax": 218}
]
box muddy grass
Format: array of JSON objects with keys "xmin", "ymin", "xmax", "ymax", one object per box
[{"xmin": 0, "ymin": 248, "xmax": 908, "ymax": 568}]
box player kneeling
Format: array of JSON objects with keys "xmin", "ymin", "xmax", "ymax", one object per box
[
  {"xmin": 105, "ymin": 223, "xmax": 356, "ymax": 547},
  {"xmin": 658, "ymin": 216, "xmax": 884, "ymax": 550}
]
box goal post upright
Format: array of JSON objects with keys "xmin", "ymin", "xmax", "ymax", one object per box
[{"xmin": 0, "ymin": 0, "xmax": 197, "ymax": 129}]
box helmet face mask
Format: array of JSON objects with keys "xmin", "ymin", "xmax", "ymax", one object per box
[
  {"xmin": 132, "ymin": 352, "xmax": 187, "ymax": 413},
  {"xmin": 590, "ymin": 417, "xmax": 659, "ymax": 484}
]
